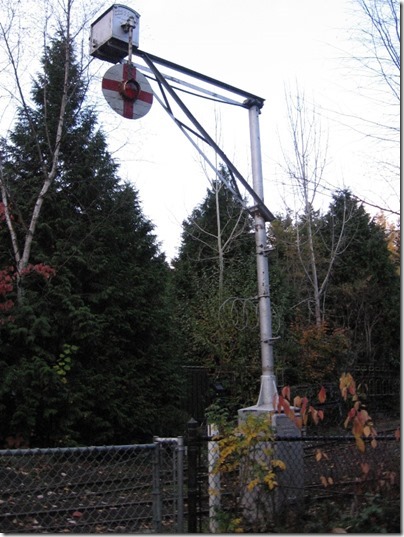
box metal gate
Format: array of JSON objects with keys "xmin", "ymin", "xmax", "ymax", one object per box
[{"xmin": 0, "ymin": 437, "xmax": 184, "ymax": 533}]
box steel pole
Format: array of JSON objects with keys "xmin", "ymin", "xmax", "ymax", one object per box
[{"xmin": 248, "ymin": 102, "xmax": 278, "ymax": 410}]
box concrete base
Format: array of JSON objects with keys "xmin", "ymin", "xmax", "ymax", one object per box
[{"xmin": 237, "ymin": 405, "xmax": 304, "ymax": 526}]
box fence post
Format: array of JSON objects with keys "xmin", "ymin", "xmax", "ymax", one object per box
[
  {"xmin": 207, "ymin": 422, "xmax": 221, "ymax": 533},
  {"xmin": 152, "ymin": 438, "xmax": 162, "ymax": 532},
  {"xmin": 177, "ymin": 436, "xmax": 185, "ymax": 533},
  {"xmin": 187, "ymin": 418, "xmax": 199, "ymax": 533}
]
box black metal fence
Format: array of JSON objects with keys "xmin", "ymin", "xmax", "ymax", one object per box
[{"xmin": 0, "ymin": 437, "xmax": 184, "ymax": 533}]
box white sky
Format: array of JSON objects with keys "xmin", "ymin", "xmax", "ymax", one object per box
[
  {"xmin": 1, "ymin": 0, "xmax": 400, "ymax": 261},
  {"xmin": 88, "ymin": 0, "xmax": 399, "ymax": 261}
]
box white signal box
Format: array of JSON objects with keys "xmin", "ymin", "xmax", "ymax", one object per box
[{"xmin": 90, "ymin": 4, "xmax": 140, "ymax": 63}]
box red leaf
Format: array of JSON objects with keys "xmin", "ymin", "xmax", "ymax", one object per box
[
  {"xmin": 361, "ymin": 462, "xmax": 370, "ymax": 475},
  {"xmin": 318, "ymin": 386, "xmax": 327, "ymax": 404},
  {"xmin": 277, "ymin": 395, "xmax": 284, "ymax": 414},
  {"xmin": 310, "ymin": 407, "xmax": 319, "ymax": 425},
  {"xmin": 281, "ymin": 386, "xmax": 290, "ymax": 401},
  {"xmin": 294, "ymin": 416, "xmax": 303, "ymax": 429},
  {"xmin": 352, "ymin": 416, "xmax": 363, "ymax": 437},
  {"xmin": 282, "ymin": 397, "xmax": 291, "ymax": 415},
  {"xmin": 72, "ymin": 511, "xmax": 83, "ymax": 518},
  {"xmin": 357, "ymin": 409, "xmax": 370, "ymax": 424}
]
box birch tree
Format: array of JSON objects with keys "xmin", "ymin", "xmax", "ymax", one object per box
[
  {"xmin": 342, "ymin": 0, "xmax": 400, "ymax": 216},
  {"xmin": 352, "ymin": 0, "xmax": 400, "ymax": 142},
  {"xmin": 0, "ymin": 0, "xmax": 100, "ymax": 302},
  {"xmin": 282, "ymin": 89, "xmax": 352, "ymax": 326}
]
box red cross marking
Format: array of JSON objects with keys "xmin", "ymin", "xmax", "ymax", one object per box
[{"xmin": 102, "ymin": 64, "xmax": 153, "ymax": 119}]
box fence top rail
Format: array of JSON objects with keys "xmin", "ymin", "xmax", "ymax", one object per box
[
  {"xmin": 275, "ymin": 435, "xmax": 398, "ymax": 442},
  {"xmin": 153, "ymin": 436, "xmax": 182, "ymax": 445},
  {"xmin": 200, "ymin": 434, "xmax": 398, "ymax": 442},
  {"xmin": 0, "ymin": 443, "xmax": 156, "ymax": 457}
]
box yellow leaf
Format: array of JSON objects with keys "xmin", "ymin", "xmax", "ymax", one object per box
[
  {"xmin": 328, "ymin": 477, "xmax": 334, "ymax": 485},
  {"xmin": 247, "ymin": 478, "xmax": 260, "ymax": 491},
  {"xmin": 320, "ymin": 475, "xmax": 328, "ymax": 487},
  {"xmin": 294, "ymin": 395, "xmax": 302, "ymax": 408},
  {"xmin": 272, "ymin": 459, "xmax": 286, "ymax": 471},
  {"xmin": 358, "ymin": 409, "xmax": 370, "ymax": 424},
  {"xmin": 315, "ymin": 449, "xmax": 322, "ymax": 462},
  {"xmin": 371, "ymin": 438, "xmax": 377, "ymax": 449},
  {"xmin": 355, "ymin": 436, "xmax": 365, "ymax": 453},
  {"xmin": 363, "ymin": 425, "xmax": 371, "ymax": 437}
]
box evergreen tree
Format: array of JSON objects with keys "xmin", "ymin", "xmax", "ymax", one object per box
[
  {"xmin": 173, "ymin": 178, "xmax": 265, "ymax": 413},
  {"xmin": 173, "ymin": 180, "xmax": 399, "ymax": 413},
  {"xmin": 0, "ymin": 34, "xmax": 183, "ymax": 446},
  {"xmin": 266, "ymin": 192, "xmax": 400, "ymax": 387},
  {"xmin": 323, "ymin": 190, "xmax": 400, "ymax": 370}
]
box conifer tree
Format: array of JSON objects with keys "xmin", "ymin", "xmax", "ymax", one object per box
[
  {"xmin": 173, "ymin": 177, "xmax": 264, "ymax": 412},
  {"xmin": 0, "ymin": 33, "xmax": 183, "ymax": 446},
  {"xmin": 323, "ymin": 190, "xmax": 400, "ymax": 371}
]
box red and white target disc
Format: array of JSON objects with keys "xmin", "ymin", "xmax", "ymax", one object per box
[{"xmin": 102, "ymin": 63, "xmax": 153, "ymax": 120}]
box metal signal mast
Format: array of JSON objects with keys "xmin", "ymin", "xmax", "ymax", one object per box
[{"xmin": 90, "ymin": 4, "xmax": 278, "ymax": 412}]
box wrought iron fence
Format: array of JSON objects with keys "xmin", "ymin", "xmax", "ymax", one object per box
[{"xmin": 0, "ymin": 437, "xmax": 184, "ymax": 534}]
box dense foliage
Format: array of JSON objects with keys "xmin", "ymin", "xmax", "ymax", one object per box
[
  {"xmin": 0, "ymin": 31, "xmax": 399, "ymax": 448},
  {"xmin": 173, "ymin": 184, "xmax": 400, "ymax": 413},
  {"xmin": 172, "ymin": 178, "xmax": 263, "ymax": 412},
  {"xmin": 0, "ymin": 36, "xmax": 184, "ymax": 447}
]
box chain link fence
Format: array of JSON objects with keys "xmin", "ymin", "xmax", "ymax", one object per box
[
  {"xmin": 0, "ymin": 438, "xmax": 184, "ymax": 534},
  {"xmin": 191, "ymin": 431, "xmax": 400, "ymax": 533},
  {"xmin": 0, "ymin": 423, "xmax": 400, "ymax": 533}
]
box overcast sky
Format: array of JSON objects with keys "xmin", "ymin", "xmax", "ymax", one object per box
[
  {"xmin": 87, "ymin": 0, "xmax": 399, "ymax": 261},
  {"xmin": 1, "ymin": 0, "xmax": 400, "ymax": 262}
]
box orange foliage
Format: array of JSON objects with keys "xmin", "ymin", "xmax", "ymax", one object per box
[
  {"xmin": 277, "ymin": 385, "xmax": 326, "ymax": 429},
  {"xmin": 340, "ymin": 372, "xmax": 377, "ymax": 453}
]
